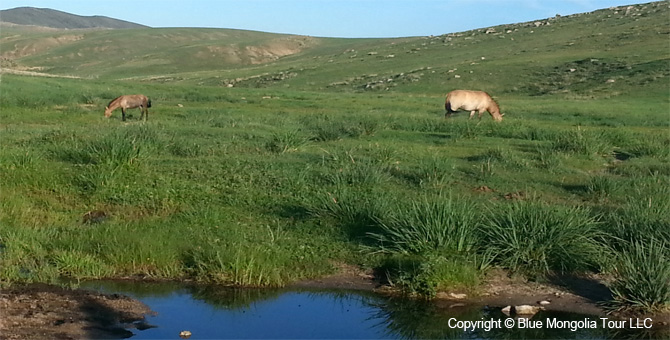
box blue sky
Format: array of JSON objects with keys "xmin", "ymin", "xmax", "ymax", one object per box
[{"xmin": 0, "ymin": 0, "xmax": 652, "ymax": 38}]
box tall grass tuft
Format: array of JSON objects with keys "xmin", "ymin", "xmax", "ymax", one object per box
[
  {"xmin": 608, "ymin": 239, "xmax": 670, "ymax": 312},
  {"xmin": 265, "ymin": 129, "xmax": 308, "ymax": 153},
  {"xmin": 602, "ymin": 175, "xmax": 670, "ymax": 252},
  {"xmin": 586, "ymin": 174, "xmax": 621, "ymax": 201},
  {"xmin": 390, "ymin": 156, "xmax": 454, "ymax": 189},
  {"xmin": 480, "ymin": 201, "xmax": 602, "ymax": 279},
  {"xmin": 87, "ymin": 135, "xmax": 144, "ymax": 170},
  {"xmin": 55, "ymin": 129, "xmax": 147, "ymax": 171},
  {"xmin": 368, "ymin": 195, "xmax": 479, "ymax": 256},
  {"xmin": 379, "ymin": 254, "xmax": 481, "ymax": 298},
  {"xmin": 550, "ymin": 128, "xmax": 611, "ymax": 157}
]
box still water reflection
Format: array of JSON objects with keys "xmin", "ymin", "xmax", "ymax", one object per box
[{"xmin": 82, "ymin": 281, "xmax": 665, "ymax": 339}]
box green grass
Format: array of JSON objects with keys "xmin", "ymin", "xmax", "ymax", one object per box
[
  {"xmin": 1, "ymin": 1, "xmax": 669, "ymax": 313},
  {"xmin": 608, "ymin": 239, "xmax": 670, "ymax": 313},
  {"xmin": 479, "ymin": 201, "xmax": 603, "ymax": 280},
  {"xmin": 368, "ymin": 194, "xmax": 479, "ymax": 256}
]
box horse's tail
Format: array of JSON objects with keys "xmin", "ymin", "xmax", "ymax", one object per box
[
  {"xmin": 445, "ymin": 93, "xmax": 454, "ymax": 112},
  {"xmin": 147, "ymin": 98, "xmax": 152, "ymax": 108}
]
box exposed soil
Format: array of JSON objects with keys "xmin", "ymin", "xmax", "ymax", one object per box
[
  {"xmin": 0, "ymin": 283, "xmax": 154, "ymax": 340},
  {"xmin": 2, "ymin": 267, "xmax": 668, "ymax": 339}
]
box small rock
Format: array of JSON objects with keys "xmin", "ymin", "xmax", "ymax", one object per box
[
  {"xmin": 514, "ymin": 305, "xmax": 541, "ymax": 315},
  {"xmin": 501, "ymin": 306, "xmax": 512, "ymax": 315},
  {"xmin": 179, "ymin": 330, "xmax": 192, "ymax": 339},
  {"xmin": 435, "ymin": 292, "xmax": 449, "ymax": 299},
  {"xmin": 538, "ymin": 300, "xmax": 551, "ymax": 306},
  {"xmin": 449, "ymin": 293, "xmax": 467, "ymax": 300},
  {"xmin": 449, "ymin": 303, "xmax": 466, "ymax": 308}
]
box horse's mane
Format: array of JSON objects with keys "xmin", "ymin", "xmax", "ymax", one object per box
[
  {"xmin": 488, "ymin": 94, "xmax": 501, "ymax": 111},
  {"xmin": 107, "ymin": 96, "xmax": 123, "ymax": 108}
]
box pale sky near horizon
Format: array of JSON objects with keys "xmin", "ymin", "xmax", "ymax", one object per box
[{"xmin": 0, "ymin": 0, "xmax": 654, "ymax": 38}]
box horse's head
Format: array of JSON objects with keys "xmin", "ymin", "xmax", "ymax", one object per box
[
  {"xmin": 104, "ymin": 106, "xmax": 112, "ymax": 118},
  {"xmin": 489, "ymin": 107, "xmax": 503, "ymax": 121},
  {"xmin": 489, "ymin": 101, "xmax": 503, "ymax": 122}
]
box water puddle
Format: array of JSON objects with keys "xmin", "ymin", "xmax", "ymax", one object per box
[{"xmin": 81, "ymin": 281, "xmax": 667, "ymax": 339}]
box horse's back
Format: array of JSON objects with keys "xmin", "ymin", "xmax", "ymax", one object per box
[
  {"xmin": 121, "ymin": 94, "xmax": 149, "ymax": 108},
  {"xmin": 446, "ymin": 90, "xmax": 492, "ymax": 110}
]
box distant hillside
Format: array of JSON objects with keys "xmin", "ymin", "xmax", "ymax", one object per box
[
  {"xmin": 0, "ymin": 7, "xmax": 147, "ymax": 29},
  {"xmin": 0, "ymin": 1, "xmax": 667, "ymax": 100}
]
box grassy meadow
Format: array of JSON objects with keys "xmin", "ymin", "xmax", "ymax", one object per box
[{"xmin": 1, "ymin": 1, "xmax": 669, "ymax": 312}]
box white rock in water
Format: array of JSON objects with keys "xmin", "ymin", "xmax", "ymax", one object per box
[
  {"xmin": 449, "ymin": 293, "xmax": 467, "ymax": 299},
  {"xmin": 501, "ymin": 306, "xmax": 512, "ymax": 315},
  {"xmin": 514, "ymin": 305, "xmax": 541, "ymax": 315}
]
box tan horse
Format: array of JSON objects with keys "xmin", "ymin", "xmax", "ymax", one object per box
[
  {"xmin": 444, "ymin": 90, "xmax": 503, "ymax": 121},
  {"xmin": 104, "ymin": 94, "xmax": 152, "ymax": 121}
]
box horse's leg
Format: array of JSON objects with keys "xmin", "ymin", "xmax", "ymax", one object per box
[
  {"xmin": 478, "ymin": 110, "xmax": 484, "ymax": 120},
  {"xmin": 122, "ymin": 108, "xmax": 126, "ymax": 121},
  {"xmin": 144, "ymin": 106, "xmax": 149, "ymax": 121},
  {"xmin": 469, "ymin": 111, "xmax": 476, "ymax": 119}
]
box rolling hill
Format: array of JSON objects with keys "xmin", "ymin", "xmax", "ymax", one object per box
[
  {"xmin": 0, "ymin": 7, "xmax": 147, "ymax": 29},
  {"xmin": 0, "ymin": 1, "xmax": 668, "ymax": 99}
]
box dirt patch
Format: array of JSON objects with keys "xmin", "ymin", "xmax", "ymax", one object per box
[
  {"xmin": 474, "ymin": 185, "xmax": 495, "ymax": 193},
  {"xmin": 473, "ymin": 269, "xmax": 609, "ymax": 316},
  {"xmin": 0, "ymin": 283, "xmax": 154, "ymax": 340}
]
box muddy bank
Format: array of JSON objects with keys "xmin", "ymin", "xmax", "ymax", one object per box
[
  {"xmin": 0, "ymin": 283, "xmax": 154, "ymax": 340},
  {"xmin": 294, "ymin": 266, "xmax": 670, "ymax": 326}
]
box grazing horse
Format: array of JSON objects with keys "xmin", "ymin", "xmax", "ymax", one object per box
[
  {"xmin": 445, "ymin": 90, "xmax": 503, "ymax": 121},
  {"xmin": 104, "ymin": 94, "xmax": 151, "ymax": 121}
]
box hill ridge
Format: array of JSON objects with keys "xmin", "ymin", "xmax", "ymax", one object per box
[{"xmin": 0, "ymin": 7, "xmax": 147, "ymax": 29}]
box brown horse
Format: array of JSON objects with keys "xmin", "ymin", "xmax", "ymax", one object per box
[
  {"xmin": 445, "ymin": 90, "xmax": 503, "ymax": 121},
  {"xmin": 104, "ymin": 95, "xmax": 151, "ymax": 121}
]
